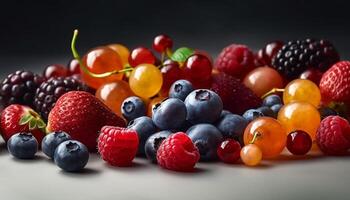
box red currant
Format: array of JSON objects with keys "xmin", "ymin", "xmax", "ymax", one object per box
[
  {"xmin": 286, "ymin": 130, "xmax": 312, "ymax": 155},
  {"xmin": 257, "ymin": 41, "xmax": 283, "ymax": 66},
  {"xmin": 128, "ymin": 47, "xmax": 156, "ymax": 67},
  {"xmin": 183, "ymin": 54, "xmax": 212, "ymax": 83},
  {"xmin": 299, "ymin": 68, "xmax": 323, "ymax": 85},
  {"xmin": 159, "ymin": 60, "xmax": 184, "ymax": 96},
  {"xmin": 43, "ymin": 64, "xmax": 68, "ymax": 80},
  {"xmin": 217, "ymin": 139, "xmax": 241, "ymax": 164},
  {"xmin": 153, "ymin": 34, "xmax": 173, "ymax": 53},
  {"xmin": 67, "ymin": 59, "xmax": 81, "ymax": 75}
]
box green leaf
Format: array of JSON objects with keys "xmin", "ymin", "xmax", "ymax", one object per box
[
  {"xmin": 19, "ymin": 114, "xmax": 33, "ymax": 125},
  {"xmin": 29, "ymin": 120, "xmax": 37, "ymax": 130},
  {"xmin": 37, "ymin": 119, "xmax": 46, "ymax": 129},
  {"xmin": 170, "ymin": 47, "xmax": 194, "ymax": 62}
]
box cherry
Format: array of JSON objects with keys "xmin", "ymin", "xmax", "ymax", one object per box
[
  {"xmin": 299, "ymin": 68, "xmax": 323, "ymax": 85},
  {"xmin": 43, "ymin": 64, "xmax": 68, "ymax": 80},
  {"xmin": 286, "ymin": 130, "xmax": 312, "ymax": 155},
  {"xmin": 217, "ymin": 139, "xmax": 241, "ymax": 164},
  {"xmin": 183, "ymin": 54, "xmax": 212, "ymax": 83},
  {"xmin": 159, "ymin": 60, "xmax": 184, "ymax": 96},
  {"xmin": 153, "ymin": 34, "xmax": 173, "ymax": 53},
  {"xmin": 67, "ymin": 59, "xmax": 81, "ymax": 75},
  {"xmin": 257, "ymin": 41, "xmax": 284, "ymax": 66},
  {"xmin": 128, "ymin": 47, "xmax": 156, "ymax": 67}
]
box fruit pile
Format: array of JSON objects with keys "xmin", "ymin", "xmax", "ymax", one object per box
[{"xmin": 1, "ymin": 31, "xmax": 350, "ymax": 172}]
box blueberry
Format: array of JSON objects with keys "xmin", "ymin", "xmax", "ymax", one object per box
[
  {"xmin": 152, "ymin": 98, "xmax": 187, "ymax": 130},
  {"xmin": 220, "ymin": 110, "xmax": 232, "ymax": 119},
  {"xmin": 169, "ymin": 79, "xmax": 194, "ymax": 101},
  {"xmin": 271, "ymin": 104, "xmax": 283, "ymax": 115},
  {"xmin": 319, "ymin": 107, "xmax": 338, "ymax": 119},
  {"xmin": 257, "ymin": 106, "xmax": 275, "ymax": 117},
  {"xmin": 187, "ymin": 124, "xmax": 223, "ymax": 161},
  {"xmin": 144, "ymin": 130, "xmax": 172, "ymax": 163},
  {"xmin": 121, "ymin": 96, "xmax": 146, "ymax": 121},
  {"xmin": 128, "ymin": 116, "xmax": 157, "ymax": 155},
  {"xmin": 216, "ymin": 114, "xmax": 247, "ymax": 142},
  {"xmin": 7, "ymin": 132, "xmax": 38, "ymax": 159},
  {"xmin": 263, "ymin": 94, "xmax": 282, "ymax": 107},
  {"xmin": 54, "ymin": 140, "xmax": 89, "ymax": 172},
  {"xmin": 185, "ymin": 89, "xmax": 223, "ymax": 124},
  {"xmin": 243, "ymin": 109, "xmax": 264, "ymax": 122},
  {"xmin": 42, "ymin": 131, "xmax": 71, "ymax": 159}
]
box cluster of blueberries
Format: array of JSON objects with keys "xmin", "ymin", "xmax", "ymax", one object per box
[{"xmin": 121, "ymin": 80, "xmax": 284, "ymax": 162}]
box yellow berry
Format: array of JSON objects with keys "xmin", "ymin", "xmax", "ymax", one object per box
[
  {"xmin": 240, "ymin": 144, "xmax": 262, "ymax": 166},
  {"xmin": 283, "ymin": 79, "xmax": 321, "ymax": 107}
]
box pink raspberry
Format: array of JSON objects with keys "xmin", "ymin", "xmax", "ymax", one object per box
[
  {"xmin": 215, "ymin": 44, "xmax": 255, "ymax": 79},
  {"xmin": 316, "ymin": 116, "xmax": 350, "ymax": 155},
  {"xmin": 156, "ymin": 132, "xmax": 200, "ymax": 172}
]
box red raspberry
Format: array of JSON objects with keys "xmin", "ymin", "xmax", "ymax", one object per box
[
  {"xmin": 316, "ymin": 116, "xmax": 350, "ymax": 155},
  {"xmin": 98, "ymin": 126, "xmax": 139, "ymax": 167},
  {"xmin": 156, "ymin": 132, "xmax": 200, "ymax": 172},
  {"xmin": 215, "ymin": 44, "xmax": 255, "ymax": 79}
]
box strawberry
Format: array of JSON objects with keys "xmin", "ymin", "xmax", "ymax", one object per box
[
  {"xmin": 47, "ymin": 91, "xmax": 126, "ymax": 151},
  {"xmin": 0, "ymin": 104, "xmax": 46, "ymax": 143},
  {"xmin": 210, "ymin": 73, "xmax": 262, "ymax": 115},
  {"xmin": 319, "ymin": 61, "xmax": 350, "ymax": 104}
]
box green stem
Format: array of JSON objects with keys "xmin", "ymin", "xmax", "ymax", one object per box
[
  {"xmin": 249, "ymin": 131, "xmax": 261, "ymax": 144},
  {"xmin": 261, "ymin": 88, "xmax": 285, "ymax": 99}
]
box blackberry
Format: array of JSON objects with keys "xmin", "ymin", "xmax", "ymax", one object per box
[
  {"xmin": 0, "ymin": 70, "xmax": 44, "ymax": 109},
  {"xmin": 33, "ymin": 77, "xmax": 89, "ymax": 120},
  {"xmin": 272, "ymin": 39, "xmax": 339, "ymax": 78}
]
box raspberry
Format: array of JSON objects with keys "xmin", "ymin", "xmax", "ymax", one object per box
[
  {"xmin": 98, "ymin": 126, "xmax": 139, "ymax": 167},
  {"xmin": 215, "ymin": 44, "xmax": 255, "ymax": 79},
  {"xmin": 316, "ymin": 116, "xmax": 350, "ymax": 155},
  {"xmin": 211, "ymin": 73, "xmax": 262, "ymax": 115},
  {"xmin": 156, "ymin": 132, "xmax": 200, "ymax": 172}
]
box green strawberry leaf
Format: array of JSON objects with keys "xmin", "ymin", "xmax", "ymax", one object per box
[
  {"xmin": 37, "ymin": 119, "xmax": 46, "ymax": 129},
  {"xmin": 19, "ymin": 114, "xmax": 33, "ymax": 125},
  {"xmin": 170, "ymin": 47, "xmax": 194, "ymax": 62},
  {"xmin": 28, "ymin": 120, "xmax": 37, "ymax": 130}
]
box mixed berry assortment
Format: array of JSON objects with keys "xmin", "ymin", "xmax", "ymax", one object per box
[{"xmin": 0, "ymin": 30, "xmax": 350, "ymax": 173}]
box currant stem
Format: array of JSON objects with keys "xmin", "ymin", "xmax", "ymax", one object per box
[
  {"xmin": 249, "ymin": 131, "xmax": 261, "ymax": 144},
  {"xmin": 166, "ymin": 48, "xmax": 173, "ymax": 58},
  {"xmin": 261, "ymin": 88, "xmax": 285, "ymax": 99}
]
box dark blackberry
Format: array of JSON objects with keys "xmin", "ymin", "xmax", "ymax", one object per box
[
  {"xmin": 272, "ymin": 39, "xmax": 339, "ymax": 78},
  {"xmin": 33, "ymin": 77, "xmax": 89, "ymax": 120},
  {"xmin": 0, "ymin": 70, "xmax": 44, "ymax": 109}
]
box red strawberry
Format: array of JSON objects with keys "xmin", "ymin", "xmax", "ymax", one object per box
[
  {"xmin": 215, "ymin": 44, "xmax": 255, "ymax": 79},
  {"xmin": 319, "ymin": 61, "xmax": 350, "ymax": 104},
  {"xmin": 211, "ymin": 73, "xmax": 262, "ymax": 115},
  {"xmin": 316, "ymin": 116, "xmax": 350, "ymax": 155},
  {"xmin": 98, "ymin": 126, "xmax": 139, "ymax": 167},
  {"xmin": 0, "ymin": 104, "xmax": 46, "ymax": 143},
  {"xmin": 47, "ymin": 91, "xmax": 126, "ymax": 151}
]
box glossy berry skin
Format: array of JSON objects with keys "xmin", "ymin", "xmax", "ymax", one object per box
[
  {"xmin": 263, "ymin": 94, "xmax": 282, "ymax": 107},
  {"xmin": 157, "ymin": 132, "xmax": 200, "ymax": 172},
  {"xmin": 242, "ymin": 109, "xmax": 264, "ymax": 123},
  {"xmin": 43, "ymin": 64, "xmax": 68, "ymax": 80},
  {"xmin": 244, "ymin": 117, "xmax": 287, "ymax": 158},
  {"xmin": 82, "ymin": 47, "xmax": 123, "ymax": 89},
  {"xmin": 98, "ymin": 126, "xmax": 139, "ymax": 166},
  {"xmin": 129, "ymin": 64, "xmax": 163, "ymax": 98},
  {"xmin": 54, "ymin": 140, "xmax": 89, "ymax": 172},
  {"xmin": 108, "ymin": 44, "xmax": 130, "ymax": 66},
  {"xmin": 169, "ymin": 79, "xmax": 194, "ymax": 101},
  {"xmin": 147, "ymin": 96, "xmax": 166, "ymax": 117},
  {"xmin": 187, "ymin": 124, "xmax": 223, "ymax": 161},
  {"xmin": 67, "ymin": 59, "xmax": 81, "ymax": 75},
  {"xmin": 217, "ymin": 139, "xmax": 241, "ymax": 164},
  {"xmin": 216, "ymin": 114, "xmax": 248, "ymax": 143},
  {"xmin": 283, "ymin": 79, "xmax": 321, "ymax": 107},
  {"xmin": 240, "ymin": 144, "xmax": 262, "ymax": 166},
  {"xmin": 96, "ymin": 80, "xmax": 134, "ymax": 117},
  {"xmin": 127, "ymin": 116, "xmax": 157, "ymax": 155},
  {"xmin": 183, "ymin": 54, "xmax": 213, "ymax": 83},
  {"xmin": 271, "ymin": 104, "xmax": 283, "ymax": 116},
  {"xmin": 286, "ymin": 130, "xmax": 312, "ymax": 155},
  {"xmin": 7, "ymin": 133, "xmax": 38, "ymax": 159},
  {"xmin": 153, "ymin": 34, "xmax": 173, "ymax": 53},
  {"xmin": 257, "ymin": 41, "xmax": 284, "ymax": 66},
  {"xmin": 185, "ymin": 89, "xmax": 223, "ymax": 124},
  {"xmin": 243, "ymin": 67, "xmax": 283, "ymax": 97},
  {"xmin": 42, "ymin": 131, "xmax": 71, "ymax": 159},
  {"xmin": 152, "ymin": 98, "xmax": 187, "ymax": 130},
  {"xmin": 160, "ymin": 60, "xmax": 184, "ymax": 96},
  {"xmin": 144, "ymin": 130, "xmax": 172, "ymax": 163},
  {"xmin": 121, "ymin": 96, "xmax": 146, "ymax": 121},
  {"xmin": 299, "ymin": 68, "xmax": 323, "ymax": 85},
  {"xmin": 128, "ymin": 47, "xmax": 156, "ymax": 67},
  {"xmin": 257, "ymin": 106, "xmax": 275, "ymax": 118},
  {"xmin": 278, "ymin": 102, "xmax": 320, "ymax": 140}
]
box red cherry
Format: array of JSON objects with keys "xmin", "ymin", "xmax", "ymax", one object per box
[
  {"xmin": 299, "ymin": 68, "xmax": 323, "ymax": 85},
  {"xmin": 153, "ymin": 34, "xmax": 173, "ymax": 53},
  {"xmin": 217, "ymin": 139, "xmax": 241, "ymax": 163},
  {"xmin": 287, "ymin": 130, "xmax": 312, "ymax": 155},
  {"xmin": 67, "ymin": 59, "xmax": 81, "ymax": 75},
  {"xmin": 128, "ymin": 47, "xmax": 156, "ymax": 67},
  {"xmin": 183, "ymin": 54, "xmax": 212, "ymax": 83},
  {"xmin": 43, "ymin": 64, "xmax": 68, "ymax": 80},
  {"xmin": 160, "ymin": 60, "xmax": 184, "ymax": 96},
  {"xmin": 257, "ymin": 41, "xmax": 284, "ymax": 66}
]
